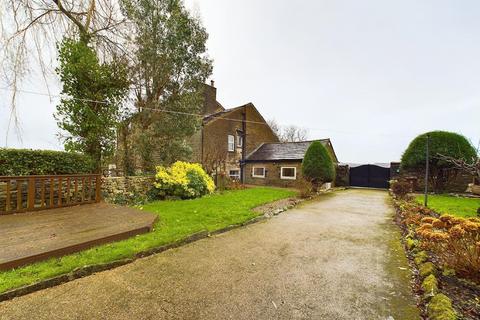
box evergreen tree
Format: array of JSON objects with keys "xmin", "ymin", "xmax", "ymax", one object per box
[{"xmin": 302, "ymin": 141, "xmax": 335, "ymax": 191}]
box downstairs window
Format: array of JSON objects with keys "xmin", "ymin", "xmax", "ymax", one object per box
[{"xmin": 281, "ymin": 167, "xmax": 296, "ymax": 180}]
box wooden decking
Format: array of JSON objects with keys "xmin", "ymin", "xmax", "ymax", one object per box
[{"xmin": 0, "ymin": 203, "xmax": 157, "ymax": 270}]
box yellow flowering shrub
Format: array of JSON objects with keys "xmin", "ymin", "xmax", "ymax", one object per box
[{"xmin": 154, "ymin": 161, "xmax": 215, "ymax": 199}]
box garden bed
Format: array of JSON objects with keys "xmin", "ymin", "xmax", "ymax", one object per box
[
  {"xmin": 0, "ymin": 187, "xmax": 296, "ymax": 296},
  {"xmin": 440, "ymin": 274, "xmax": 480, "ymax": 319},
  {"xmin": 392, "ymin": 195, "xmax": 480, "ymax": 320}
]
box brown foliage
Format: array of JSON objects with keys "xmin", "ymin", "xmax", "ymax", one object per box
[
  {"xmin": 416, "ymin": 215, "xmax": 480, "ymax": 282},
  {"xmin": 395, "ymin": 200, "xmax": 436, "ymax": 228},
  {"xmin": 390, "ymin": 180, "xmax": 411, "ymax": 199},
  {"xmin": 297, "ymin": 178, "xmax": 314, "ymax": 199},
  {"xmin": 216, "ymin": 174, "xmax": 246, "ymax": 191}
]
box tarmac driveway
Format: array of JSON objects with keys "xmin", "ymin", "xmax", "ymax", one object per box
[{"xmin": 0, "ymin": 189, "xmax": 420, "ymax": 320}]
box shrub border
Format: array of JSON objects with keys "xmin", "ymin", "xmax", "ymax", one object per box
[{"xmin": 391, "ymin": 194, "xmax": 458, "ymax": 320}]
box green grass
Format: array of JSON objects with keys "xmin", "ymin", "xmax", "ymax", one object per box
[
  {"xmin": 0, "ymin": 187, "xmax": 295, "ymax": 294},
  {"xmin": 415, "ymin": 194, "xmax": 480, "ymax": 218}
]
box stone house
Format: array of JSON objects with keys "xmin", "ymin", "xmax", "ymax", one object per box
[
  {"xmin": 243, "ymin": 140, "xmax": 339, "ymax": 188},
  {"xmin": 189, "ymin": 82, "xmax": 279, "ymax": 182},
  {"xmin": 116, "ymin": 81, "xmax": 340, "ymax": 188}
]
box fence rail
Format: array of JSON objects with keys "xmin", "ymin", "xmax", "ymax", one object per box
[{"xmin": 0, "ymin": 174, "xmax": 101, "ymax": 215}]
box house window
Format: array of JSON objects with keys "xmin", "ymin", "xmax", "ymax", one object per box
[
  {"xmin": 281, "ymin": 167, "xmax": 296, "ymax": 180},
  {"xmin": 252, "ymin": 167, "xmax": 265, "ymax": 178},
  {"xmin": 236, "ymin": 132, "xmax": 243, "ymax": 148},
  {"xmin": 227, "ymin": 135, "xmax": 235, "ymax": 152},
  {"xmin": 229, "ymin": 170, "xmax": 240, "ymax": 180}
]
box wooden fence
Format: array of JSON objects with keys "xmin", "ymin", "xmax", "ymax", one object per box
[{"xmin": 0, "ymin": 174, "xmax": 101, "ymax": 215}]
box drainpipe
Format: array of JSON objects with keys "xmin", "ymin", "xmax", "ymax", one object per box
[{"xmin": 240, "ymin": 106, "xmax": 247, "ymax": 183}]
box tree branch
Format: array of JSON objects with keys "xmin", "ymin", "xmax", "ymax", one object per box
[{"xmin": 52, "ymin": 0, "xmax": 87, "ymax": 36}]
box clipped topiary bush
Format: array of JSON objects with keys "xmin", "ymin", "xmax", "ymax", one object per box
[
  {"xmin": 427, "ymin": 294, "xmax": 457, "ymax": 320},
  {"xmin": 405, "ymin": 236, "xmax": 418, "ymax": 250},
  {"xmin": 419, "ymin": 262, "xmax": 436, "ymax": 278},
  {"xmin": 414, "ymin": 251, "xmax": 429, "ymax": 265},
  {"xmin": 301, "ymin": 141, "xmax": 335, "ymax": 191},
  {"xmin": 422, "ymin": 274, "xmax": 439, "ymax": 296},
  {"xmin": 0, "ymin": 148, "xmax": 95, "ymax": 175},
  {"xmin": 401, "ymin": 131, "xmax": 477, "ymax": 192},
  {"xmin": 154, "ymin": 161, "xmax": 215, "ymax": 199}
]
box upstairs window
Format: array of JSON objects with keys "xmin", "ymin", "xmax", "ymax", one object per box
[
  {"xmin": 237, "ymin": 132, "xmax": 243, "ymax": 148},
  {"xmin": 236, "ymin": 131, "xmax": 243, "ymax": 148},
  {"xmin": 252, "ymin": 167, "xmax": 266, "ymax": 178},
  {"xmin": 228, "ymin": 135, "xmax": 235, "ymax": 152}
]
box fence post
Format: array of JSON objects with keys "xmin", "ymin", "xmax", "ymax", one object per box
[
  {"xmin": 5, "ymin": 180, "xmax": 11, "ymax": 212},
  {"xmin": 95, "ymin": 175, "xmax": 102, "ymax": 202},
  {"xmin": 27, "ymin": 177, "xmax": 36, "ymax": 210}
]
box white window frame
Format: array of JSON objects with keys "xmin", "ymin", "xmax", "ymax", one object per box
[
  {"xmin": 280, "ymin": 167, "xmax": 297, "ymax": 180},
  {"xmin": 236, "ymin": 133, "xmax": 243, "ymax": 148},
  {"xmin": 229, "ymin": 169, "xmax": 240, "ymax": 180},
  {"xmin": 227, "ymin": 135, "xmax": 235, "ymax": 152},
  {"xmin": 252, "ymin": 167, "xmax": 266, "ymax": 178}
]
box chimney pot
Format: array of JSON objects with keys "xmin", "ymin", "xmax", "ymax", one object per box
[{"xmin": 210, "ymin": 80, "xmax": 215, "ymax": 87}]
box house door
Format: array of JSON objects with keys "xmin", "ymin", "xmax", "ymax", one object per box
[{"xmin": 349, "ymin": 165, "xmax": 390, "ymax": 189}]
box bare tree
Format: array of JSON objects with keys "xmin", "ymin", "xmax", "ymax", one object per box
[
  {"xmin": 437, "ymin": 154, "xmax": 480, "ymax": 184},
  {"xmin": 203, "ymin": 144, "xmax": 227, "ymax": 177},
  {"xmin": 281, "ymin": 125, "xmax": 309, "ymax": 142},
  {"xmin": 268, "ymin": 119, "xmax": 309, "ymax": 142},
  {"xmin": 1, "ymin": 0, "xmax": 127, "ymax": 139},
  {"xmin": 267, "ymin": 119, "xmax": 281, "ymax": 140}
]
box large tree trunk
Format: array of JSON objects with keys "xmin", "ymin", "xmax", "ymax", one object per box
[
  {"xmin": 86, "ymin": 142, "xmax": 102, "ymax": 174},
  {"xmin": 119, "ymin": 122, "xmax": 134, "ymax": 176}
]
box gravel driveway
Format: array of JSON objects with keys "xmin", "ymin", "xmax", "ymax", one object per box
[{"xmin": 0, "ymin": 189, "xmax": 420, "ymax": 320}]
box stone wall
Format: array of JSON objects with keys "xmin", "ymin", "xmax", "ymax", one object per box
[
  {"xmin": 102, "ymin": 176, "xmax": 155, "ymax": 201},
  {"xmin": 390, "ymin": 162, "xmax": 401, "ymax": 179},
  {"xmin": 335, "ymin": 164, "xmax": 349, "ymax": 187},
  {"xmin": 398, "ymin": 168, "xmax": 474, "ymax": 193}
]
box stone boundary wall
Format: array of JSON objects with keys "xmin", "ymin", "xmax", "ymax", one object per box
[
  {"xmin": 102, "ymin": 176, "xmax": 155, "ymax": 201},
  {"xmin": 335, "ymin": 164, "xmax": 349, "ymax": 187},
  {"xmin": 398, "ymin": 168, "xmax": 473, "ymax": 193}
]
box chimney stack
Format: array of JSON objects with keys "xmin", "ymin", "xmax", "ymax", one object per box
[{"xmin": 202, "ymin": 80, "xmax": 218, "ymax": 115}]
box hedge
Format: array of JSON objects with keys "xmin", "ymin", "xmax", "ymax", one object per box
[{"xmin": 0, "ymin": 148, "xmax": 95, "ymax": 176}]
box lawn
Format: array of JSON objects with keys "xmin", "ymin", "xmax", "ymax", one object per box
[
  {"xmin": 0, "ymin": 187, "xmax": 295, "ymax": 294},
  {"xmin": 415, "ymin": 194, "xmax": 480, "ymax": 218}
]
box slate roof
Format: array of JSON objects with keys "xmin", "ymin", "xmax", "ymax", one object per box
[{"xmin": 246, "ymin": 140, "xmax": 333, "ymax": 162}]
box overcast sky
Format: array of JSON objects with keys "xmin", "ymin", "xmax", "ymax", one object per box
[{"xmin": 1, "ymin": 0, "xmax": 479, "ymax": 163}]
